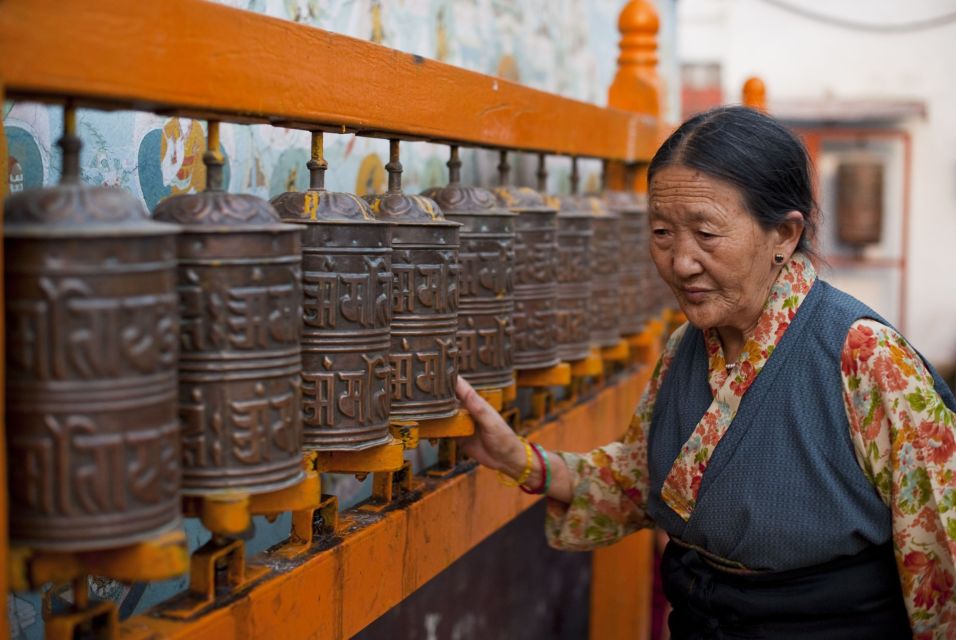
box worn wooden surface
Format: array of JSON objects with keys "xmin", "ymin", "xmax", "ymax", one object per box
[{"xmin": 0, "ymin": 0, "xmax": 659, "ymax": 161}]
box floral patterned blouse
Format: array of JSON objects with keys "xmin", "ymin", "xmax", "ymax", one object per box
[{"xmin": 545, "ymin": 252, "xmax": 956, "ymax": 639}]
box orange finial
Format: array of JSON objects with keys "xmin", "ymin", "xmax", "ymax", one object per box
[
  {"xmin": 742, "ymin": 77, "xmax": 767, "ymax": 112},
  {"xmin": 608, "ymin": 0, "xmax": 662, "ymax": 194},
  {"xmin": 608, "ymin": 0, "xmax": 662, "ymax": 118}
]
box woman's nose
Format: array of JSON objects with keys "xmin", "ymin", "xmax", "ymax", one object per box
[{"xmin": 672, "ymin": 239, "xmax": 703, "ymax": 279}]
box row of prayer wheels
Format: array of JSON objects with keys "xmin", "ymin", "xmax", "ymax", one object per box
[{"xmin": 3, "ymin": 110, "xmax": 666, "ymax": 552}]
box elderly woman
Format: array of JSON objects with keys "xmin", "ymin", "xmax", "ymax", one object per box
[{"xmin": 456, "ymin": 106, "xmax": 956, "ymax": 639}]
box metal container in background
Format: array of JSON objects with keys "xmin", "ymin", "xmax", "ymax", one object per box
[
  {"xmin": 4, "ymin": 113, "xmax": 182, "ymax": 550},
  {"xmin": 367, "ymin": 140, "xmax": 461, "ymax": 421},
  {"xmin": 837, "ymin": 158, "xmax": 884, "ymax": 247},
  {"xmin": 422, "ymin": 146, "xmax": 515, "ymax": 390},
  {"xmin": 606, "ymin": 189, "xmax": 648, "ymax": 335},
  {"xmin": 154, "ymin": 122, "xmax": 304, "ymax": 495},
  {"xmin": 494, "ymin": 152, "xmax": 560, "ymax": 370},
  {"xmin": 272, "ymin": 132, "xmax": 392, "ymax": 451}
]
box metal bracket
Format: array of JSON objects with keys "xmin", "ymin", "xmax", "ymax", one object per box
[
  {"xmin": 516, "ymin": 362, "xmax": 572, "ymax": 388},
  {"xmin": 46, "ymin": 600, "xmax": 118, "ymax": 640},
  {"xmin": 163, "ymin": 537, "xmax": 269, "ymax": 620},
  {"xmin": 363, "ymin": 460, "xmax": 418, "ymax": 512}
]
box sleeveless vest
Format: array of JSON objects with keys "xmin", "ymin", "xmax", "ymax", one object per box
[
  {"xmin": 646, "ymin": 280, "xmax": 956, "ymax": 638},
  {"xmin": 648, "ymin": 280, "xmax": 956, "ymax": 571}
]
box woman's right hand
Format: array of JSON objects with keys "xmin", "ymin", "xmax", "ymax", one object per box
[{"xmin": 455, "ymin": 377, "xmax": 529, "ymax": 479}]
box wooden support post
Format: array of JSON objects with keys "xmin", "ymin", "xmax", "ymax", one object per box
[{"xmin": 607, "ymin": 0, "xmax": 663, "ymax": 193}]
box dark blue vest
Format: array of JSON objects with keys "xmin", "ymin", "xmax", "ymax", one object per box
[{"xmin": 647, "ymin": 280, "xmax": 956, "ymax": 572}]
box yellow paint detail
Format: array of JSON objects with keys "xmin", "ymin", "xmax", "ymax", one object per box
[
  {"xmin": 304, "ymin": 191, "xmax": 320, "ymax": 220},
  {"xmin": 357, "ymin": 153, "xmax": 386, "ymax": 196}
]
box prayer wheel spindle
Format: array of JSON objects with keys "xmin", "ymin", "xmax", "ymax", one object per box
[
  {"xmin": 272, "ymin": 131, "xmax": 393, "ymax": 450},
  {"xmin": 4, "ymin": 104, "xmax": 182, "ymax": 550},
  {"xmin": 154, "ymin": 120, "xmax": 304, "ymax": 495},
  {"xmin": 422, "ymin": 146, "xmax": 515, "ymax": 391},
  {"xmin": 494, "ymin": 151, "xmax": 560, "ymax": 370},
  {"xmin": 367, "ymin": 140, "xmax": 461, "ymax": 421}
]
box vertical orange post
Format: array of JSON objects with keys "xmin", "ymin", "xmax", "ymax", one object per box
[
  {"xmin": 0, "ymin": 80, "xmax": 9, "ymax": 640},
  {"xmin": 607, "ymin": 0, "xmax": 662, "ymax": 193},
  {"xmin": 742, "ymin": 76, "xmax": 767, "ymax": 111}
]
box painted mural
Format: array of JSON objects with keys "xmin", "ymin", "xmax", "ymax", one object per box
[{"xmin": 1, "ymin": 1, "xmax": 653, "ymax": 636}]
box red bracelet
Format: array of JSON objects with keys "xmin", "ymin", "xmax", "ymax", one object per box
[{"xmin": 519, "ymin": 441, "xmax": 547, "ymax": 495}]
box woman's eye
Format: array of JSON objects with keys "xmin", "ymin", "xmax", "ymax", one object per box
[
  {"xmin": 698, "ymin": 230, "xmax": 717, "ymax": 240},
  {"xmin": 652, "ymin": 228, "xmax": 670, "ymax": 238}
]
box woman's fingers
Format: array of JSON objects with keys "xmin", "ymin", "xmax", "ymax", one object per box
[{"xmin": 455, "ymin": 377, "xmax": 500, "ymax": 429}]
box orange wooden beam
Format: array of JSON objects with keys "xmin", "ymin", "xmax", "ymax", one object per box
[
  {"xmin": 0, "ymin": 0, "xmax": 658, "ymax": 161},
  {"xmin": 114, "ymin": 367, "xmax": 652, "ymax": 640}
]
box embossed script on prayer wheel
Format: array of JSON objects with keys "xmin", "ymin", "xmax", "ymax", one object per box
[
  {"xmin": 423, "ymin": 146, "xmax": 514, "ymax": 390},
  {"xmin": 4, "ymin": 123, "xmax": 182, "ymax": 551},
  {"xmin": 272, "ymin": 133, "xmax": 392, "ymax": 450},
  {"xmin": 368, "ymin": 140, "xmax": 460, "ymax": 421},
  {"xmin": 555, "ymin": 195, "xmax": 592, "ymax": 362},
  {"xmin": 154, "ymin": 122, "xmax": 303, "ymax": 494},
  {"xmin": 585, "ymin": 195, "xmax": 623, "ymax": 347},
  {"xmin": 607, "ymin": 190, "xmax": 649, "ymax": 335},
  {"xmin": 837, "ymin": 159, "xmax": 884, "ymax": 247}
]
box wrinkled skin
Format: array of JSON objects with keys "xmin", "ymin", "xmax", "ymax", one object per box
[{"xmin": 648, "ymin": 165, "xmax": 804, "ymax": 361}]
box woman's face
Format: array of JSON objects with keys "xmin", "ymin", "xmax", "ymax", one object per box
[{"xmin": 648, "ymin": 165, "xmax": 789, "ymax": 334}]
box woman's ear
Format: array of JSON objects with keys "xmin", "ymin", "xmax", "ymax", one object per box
[{"xmin": 775, "ymin": 210, "xmax": 805, "ymax": 255}]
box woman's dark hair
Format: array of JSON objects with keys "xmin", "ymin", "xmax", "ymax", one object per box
[{"xmin": 648, "ymin": 105, "xmax": 819, "ymax": 258}]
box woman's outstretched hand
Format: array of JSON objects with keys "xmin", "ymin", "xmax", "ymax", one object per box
[{"xmin": 455, "ymin": 377, "xmax": 527, "ymax": 478}]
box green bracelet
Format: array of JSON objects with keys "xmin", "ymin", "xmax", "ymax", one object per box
[{"xmin": 531, "ymin": 443, "xmax": 551, "ymax": 495}]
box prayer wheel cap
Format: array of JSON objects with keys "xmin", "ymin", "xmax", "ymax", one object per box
[
  {"xmin": 153, "ymin": 190, "xmax": 295, "ymax": 232},
  {"xmin": 272, "ymin": 189, "xmax": 378, "ymax": 224},
  {"xmin": 493, "ymin": 186, "xmax": 555, "ymax": 213},
  {"xmin": 366, "ymin": 192, "xmax": 456, "ymax": 226},
  {"xmin": 604, "ymin": 189, "xmax": 647, "ymax": 213},
  {"xmin": 423, "ymin": 183, "xmax": 513, "ymax": 217},
  {"xmin": 5, "ymin": 183, "xmax": 175, "ymax": 238},
  {"xmin": 556, "ymin": 194, "xmax": 592, "ymax": 219}
]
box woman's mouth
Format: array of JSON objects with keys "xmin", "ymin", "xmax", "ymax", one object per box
[{"xmin": 680, "ymin": 287, "xmax": 712, "ymax": 303}]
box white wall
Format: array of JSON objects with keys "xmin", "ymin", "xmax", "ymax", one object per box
[{"xmin": 677, "ymin": 0, "xmax": 956, "ymax": 368}]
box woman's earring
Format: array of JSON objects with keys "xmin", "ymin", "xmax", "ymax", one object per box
[{"xmin": 774, "ymin": 254, "xmax": 785, "ymax": 265}]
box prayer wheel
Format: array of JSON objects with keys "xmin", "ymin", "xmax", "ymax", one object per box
[
  {"xmin": 4, "ymin": 109, "xmax": 182, "ymax": 550},
  {"xmin": 606, "ymin": 189, "xmax": 649, "ymax": 335},
  {"xmin": 367, "ymin": 140, "xmax": 461, "ymax": 421},
  {"xmin": 422, "ymin": 146, "xmax": 515, "ymax": 390},
  {"xmin": 585, "ymin": 194, "xmax": 623, "ymax": 347},
  {"xmin": 836, "ymin": 158, "xmax": 884, "ymax": 247},
  {"xmin": 554, "ymin": 193, "xmax": 592, "ymax": 363},
  {"xmin": 272, "ymin": 132, "xmax": 392, "ymax": 450},
  {"xmin": 154, "ymin": 122, "xmax": 304, "ymax": 494},
  {"xmin": 494, "ymin": 152, "xmax": 560, "ymax": 370}
]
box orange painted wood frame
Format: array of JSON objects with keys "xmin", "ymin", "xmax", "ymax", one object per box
[
  {"xmin": 0, "ymin": 0, "xmax": 659, "ymax": 162},
  {"xmin": 110, "ymin": 367, "xmax": 654, "ymax": 640}
]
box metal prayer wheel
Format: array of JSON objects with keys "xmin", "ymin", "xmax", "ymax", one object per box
[
  {"xmin": 572, "ymin": 160, "xmax": 621, "ymax": 348},
  {"xmin": 154, "ymin": 121, "xmax": 304, "ymax": 494},
  {"xmin": 4, "ymin": 109, "xmax": 182, "ymax": 550},
  {"xmin": 837, "ymin": 158, "xmax": 884, "ymax": 247},
  {"xmin": 367, "ymin": 140, "xmax": 461, "ymax": 421},
  {"xmin": 606, "ymin": 189, "xmax": 649, "ymax": 335},
  {"xmin": 550, "ymin": 160, "xmax": 592, "ymax": 362},
  {"xmin": 494, "ymin": 152, "xmax": 560, "ymax": 370},
  {"xmin": 272, "ymin": 132, "xmax": 392, "ymax": 451},
  {"xmin": 422, "ymin": 146, "xmax": 515, "ymax": 390}
]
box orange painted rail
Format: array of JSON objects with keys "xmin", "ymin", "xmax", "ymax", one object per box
[
  {"xmin": 0, "ymin": 0, "xmax": 659, "ymax": 161},
  {"xmin": 113, "ymin": 367, "xmax": 652, "ymax": 640}
]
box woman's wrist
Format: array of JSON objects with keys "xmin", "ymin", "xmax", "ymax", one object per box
[{"xmin": 500, "ymin": 435, "xmax": 538, "ymax": 480}]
